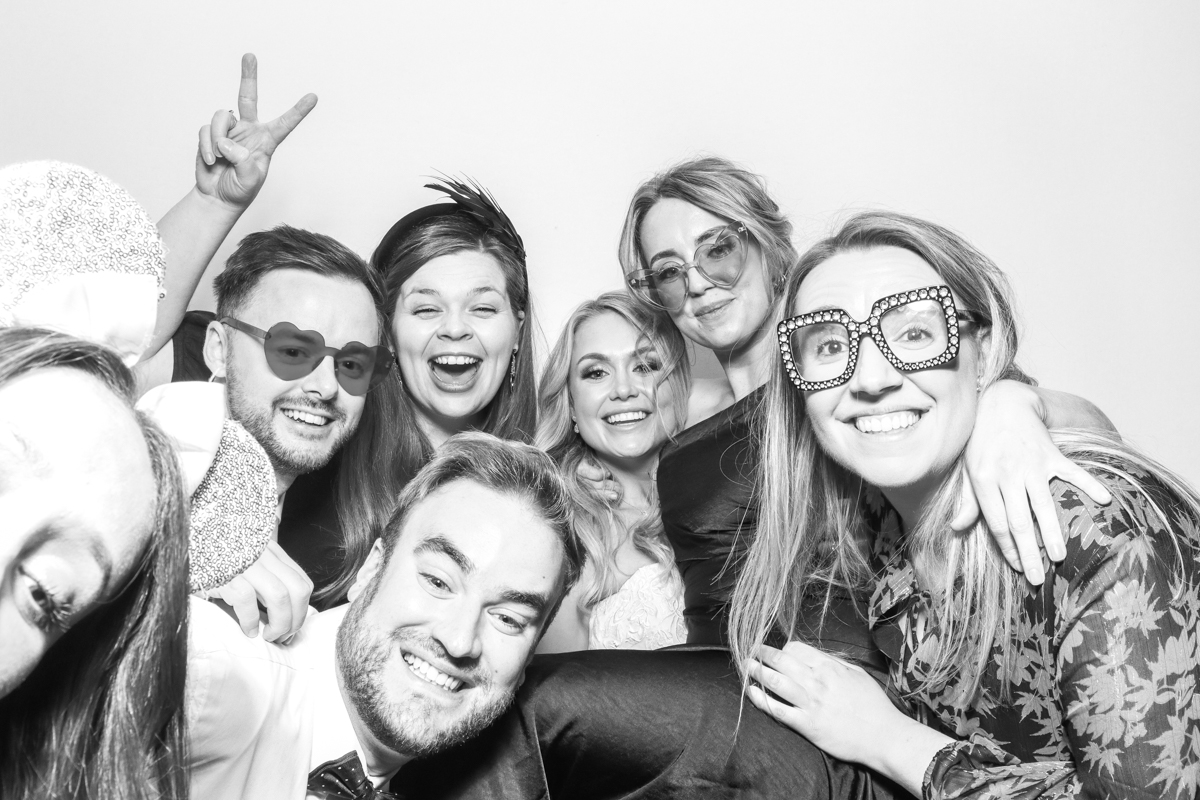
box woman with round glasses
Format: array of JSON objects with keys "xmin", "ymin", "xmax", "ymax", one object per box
[
  {"xmin": 618, "ymin": 156, "xmax": 1116, "ymax": 652},
  {"xmin": 0, "ymin": 328, "xmax": 189, "ymax": 800},
  {"xmin": 730, "ymin": 211, "xmax": 1200, "ymax": 799},
  {"xmin": 535, "ymin": 292, "xmax": 689, "ymax": 652}
]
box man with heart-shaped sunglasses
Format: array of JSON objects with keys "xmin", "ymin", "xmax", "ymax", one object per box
[
  {"xmin": 136, "ymin": 54, "xmax": 395, "ymax": 644},
  {"xmin": 172, "ymin": 225, "xmax": 395, "ymax": 642}
]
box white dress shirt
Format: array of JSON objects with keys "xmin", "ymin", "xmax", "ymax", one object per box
[{"xmin": 186, "ymin": 598, "xmax": 397, "ymax": 799}]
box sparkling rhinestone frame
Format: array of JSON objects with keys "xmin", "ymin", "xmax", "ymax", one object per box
[
  {"xmin": 626, "ymin": 223, "xmax": 751, "ymax": 311},
  {"xmin": 777, "ymin": 285, "xmax": 972, "ymax": 392}
]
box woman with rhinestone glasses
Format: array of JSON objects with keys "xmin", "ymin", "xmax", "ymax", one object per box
[
  {"xmin": 730, "ymin": 211, "xmax": 1200, "ymax": 799},
  {"xmin": 617, "ymin": 156, "xmax": 1117, "ymax": 655}
]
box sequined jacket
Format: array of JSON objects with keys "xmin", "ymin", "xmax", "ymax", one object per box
[{"xmin": 868, "ymin": 472, "xmax": 1200, "ymax": 800}]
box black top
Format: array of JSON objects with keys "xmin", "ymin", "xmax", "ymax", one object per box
[
  {"xmin": 657, "ymin": 387, "xmax": 762, "ymax": 645},
  {"xmin": 657, "ymin": 384, "xmax": 886, "ymax": 678},
  {"xmin": 172, "ymin": 310, "xmax": 346, "ymax": 608}
]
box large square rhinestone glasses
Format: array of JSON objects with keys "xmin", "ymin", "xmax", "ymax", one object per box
[{"xmin": 778, "ymin": 285, "xmax": 978, "ymax": 391}]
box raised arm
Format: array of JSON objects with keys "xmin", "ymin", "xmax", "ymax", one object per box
[{"xmin": 142, "ymin": 53, "xmax": 317, "ymax": 362}]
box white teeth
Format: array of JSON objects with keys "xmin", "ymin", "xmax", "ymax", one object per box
[
  {"xmin": 854, "ymin": 411, "xmax": 920, "ymax": 434},
  {"xmin": 432, "ymin": 355, "xmax": 480, "ymax": 366},
  {"xmin": 604, "ymin": 411, "xmax": 648, "ymax": 424},
  {"xmin": 402, "ymin": 653, "xmax": 463, "ymax": 692},
  {"xmin": 282, "ymin": 409, "xmax": 329, "ymax": 426}
]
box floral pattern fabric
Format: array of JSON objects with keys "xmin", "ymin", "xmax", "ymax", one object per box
[
  {"xmin": 588, "ymin": 562, "xmax": 688, "ymax": 651},
  {"xmin": 867, "ymin": 472, "xmax": 1200, "ymax": 800}
]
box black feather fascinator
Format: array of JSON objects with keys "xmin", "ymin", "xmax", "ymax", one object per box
[{"xmin": 371, "ymin": 175, "xmax": 527, "ymax": 276}]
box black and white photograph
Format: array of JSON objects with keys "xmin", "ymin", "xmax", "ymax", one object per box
[{"xmin": 1, "ymin": 3, "xmax": 1198, "ymax": 798}]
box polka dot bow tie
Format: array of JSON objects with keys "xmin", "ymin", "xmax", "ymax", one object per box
[{"xmin": 307, "ymin": 751, "xmax": 397, "ymax": 800}]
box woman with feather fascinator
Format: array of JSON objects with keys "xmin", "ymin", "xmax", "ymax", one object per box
[
  {"xmin": 314, "ymin": 176, "xmax": 539, "ymax": 603},
  {"xmin": 134, "ymin": 56, "xmax": 540, "ymax": 610}
]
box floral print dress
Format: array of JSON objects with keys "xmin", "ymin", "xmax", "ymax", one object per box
[{"xmin": 868, "ymin": 471, "xmax": 1200, "ymax": 800}]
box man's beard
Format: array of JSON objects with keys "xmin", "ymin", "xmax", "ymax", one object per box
[
  {"xmin": 224, "ymin": 355, "xmax": 353, "ymax": 479},
  {"xmin": 335, "ymin": 594, "xmax": 516, "ymax": 759}
]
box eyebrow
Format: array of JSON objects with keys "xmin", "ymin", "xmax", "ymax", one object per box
[
  {"xmin": 573, "ymin": 352, "xmax": 611, "ymax": 366},
  {"xmin": 575, "ymin": 344, "xmax": 659, "ymax": 365},
  {"xmin": 499, "ymin": 588, "xmax": 550, "ymax": 617},
  {"xmin": 646, "ymin": 224, "xmax": 730, "ymax": 265},
  {"xmin": 414, "ymin": 535, "xmax": 475, "ymax": 574},
  {"xmin": 405, "ymin": 286, "xmax": 505, "ymax": 299}
]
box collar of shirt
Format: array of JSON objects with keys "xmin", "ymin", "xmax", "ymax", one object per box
[{"xmin": 302, "ymin": 605, "xmax": 400, "ymax": 792}]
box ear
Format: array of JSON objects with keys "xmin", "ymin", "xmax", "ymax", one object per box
[
  {"xmin": 969, "ymin": 323, "xmax": 994, "ymax": 386},
  {"xmin": 203, "ymin": 320, "xmax": 230, "ymax": 382},
  {"xmin": 348, "ymin": 539, "xmax": 386, "ymax": 604}
]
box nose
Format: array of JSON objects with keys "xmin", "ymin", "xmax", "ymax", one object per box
[
  {"xmin": 298, "ymin": 355, "xmax": 339, "ymax": 400},
  {"xmin": 684, "ymin": 263, "xmax": 716, "ymax": 297},
  {"xmin": 610, "ymin": 365, "xmax": 641, "ymax": 401},
  {"xmin": 430, "ymin": 602, "xmax": 484, "ymax": 661},
  {"xmin": 437, "ymin": 307, "xmax": 472, "ymax": 341},
  {"xmin": 847, "ymin": 338, "xmax": 904, "ymax": 397}
]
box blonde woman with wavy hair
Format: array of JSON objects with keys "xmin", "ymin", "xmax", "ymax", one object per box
[
  {"xmin": 536, "ymin": 292, "xmax": 690, "ymax": 652},
  {"xmin": 731, "ymin": 211, "xmax": 1200, "ymax": 799}
]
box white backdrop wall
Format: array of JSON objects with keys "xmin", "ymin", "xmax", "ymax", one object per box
[{"xmin": 3, "ymin": 1, "xmax": 1197, "ymax": 487}]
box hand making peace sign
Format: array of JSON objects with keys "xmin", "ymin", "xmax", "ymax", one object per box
[{"xmin": 195, "ymin": 53, "xmax": 318, "ymax": 210}]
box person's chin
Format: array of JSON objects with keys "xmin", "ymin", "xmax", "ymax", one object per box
[
  {"xmin": 596, "ymin": 436, "xmax": 655, "ymax": 463},
  {"xmin": 273, "ymin": 425, "xmax": 340, "ymax": 472},
  {"xmin": 423, "ymin": 390, "xmax": 493, "ymax": 427},
  {"xmin": 692, "ymin": 317, "xmax": 748, "ymax": 352}
]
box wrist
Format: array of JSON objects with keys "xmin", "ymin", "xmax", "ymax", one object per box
[
  {"xmin": 983, "ymin": 379, "xmax": 1045, "ymax": 424},
  {"xmin": 189, "ymin": 184, "xmax": 250, "ymax": 219},
  {"xmin": 868, "ymin": 713, "xmax": 954, "ymax": 796}
]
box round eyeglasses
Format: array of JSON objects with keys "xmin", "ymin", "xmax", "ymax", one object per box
[
  {"xmin": 626, "ymin": 223, "xmax": 751, "ymax": 311},
  {"xmin": 221, "ymin": 317, "xmax": 395, "ymax": 396},
  {"xmin": 777, "ymin": 285, "xmax": 982, "ymax": 391}
]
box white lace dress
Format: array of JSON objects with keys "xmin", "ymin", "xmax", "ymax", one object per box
[{"xmin": 587, "ymin": 562, "xmax": 687, "ymax": 650}]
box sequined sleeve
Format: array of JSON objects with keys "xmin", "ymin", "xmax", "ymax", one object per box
[{"xmin": 922, "ymin": 479, "xmax": 1200, "ymax": 800}]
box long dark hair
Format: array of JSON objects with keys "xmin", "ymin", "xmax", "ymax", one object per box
[
  {"xmin": 319, "ymin": 208, "xmax": 537, "ymax": 605},
  {"xmin": 0, "ymin": 327, "xmax": 189, "ymax": 800}
]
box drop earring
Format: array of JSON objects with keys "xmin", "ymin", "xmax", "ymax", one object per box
[{"xmin": 510, "ymin": 348, "xmax": 518, "ymax": 390}]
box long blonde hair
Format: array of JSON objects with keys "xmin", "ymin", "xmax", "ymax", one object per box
[
  {"xmin": 730, "ymin": 211, "xmax": 1200, "ymax": 705},
  {"xmin": 536, "ymin": 292, "xmax": 690, "ymax": 607}
]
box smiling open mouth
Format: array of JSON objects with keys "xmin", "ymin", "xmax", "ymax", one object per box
[
  {"xmin": 429, "ymin": 355, "xmax": 481, "ymax": 389},
  {"xmin": 604, "ymin": 410, "xmax": 648, "ymax": 425},
  {"xmin": 854, "ymin": 410, "xmax": 922, "ymax": 434},
  {"xmin": 281, "ymin": 408, "xmax": 331, "ymax": 427},
  {"xmin": 403, "ymin": 652, "xmax": 464, "ymax": 692}
]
